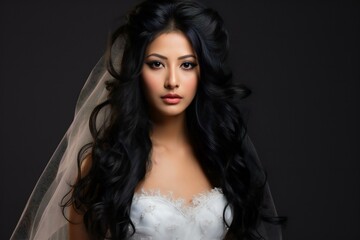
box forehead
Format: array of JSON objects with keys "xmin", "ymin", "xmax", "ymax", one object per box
[{"xmin": 145, "ymin": 31, "xmax": 195, "ymax": 56}]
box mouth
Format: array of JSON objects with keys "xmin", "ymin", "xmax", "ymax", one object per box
[{"xmin": 161, "ymin": 93, "xmax": 183, "ymax": 104}]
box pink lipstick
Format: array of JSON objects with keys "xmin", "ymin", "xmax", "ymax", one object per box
[{"xmin": 161, "ymin": 93, "xmax": 182, "ymax": 104}]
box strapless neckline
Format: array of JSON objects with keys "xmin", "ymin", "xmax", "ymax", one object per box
[{"xmin": 133, "ymin": 187, "xmax": 224, "ymax": 215}]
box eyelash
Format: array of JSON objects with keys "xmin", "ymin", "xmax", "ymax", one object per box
[
  {"xmin": 146, "ymin": 61, "xmax": 198, "ymax": 70},
  {"xmin": 182, "ymin": 62, "xmax": 198, "ymax": 70},
  {"xmin": 146, "ymin": 61, "xmax": 163, "ymax": 69}
]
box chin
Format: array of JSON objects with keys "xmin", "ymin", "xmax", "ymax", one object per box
[
  {"xmin": 160, "ymin": 110, "xmax": 186, "ymax": 117},
  {"xmin": 153, "ymin": 106, "xmax": 188, "ymax": 118}
]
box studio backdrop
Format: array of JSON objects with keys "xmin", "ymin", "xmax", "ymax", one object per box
[{"xmin": 1, "ymin": 0, "xmax": 359, "ymax": 239}]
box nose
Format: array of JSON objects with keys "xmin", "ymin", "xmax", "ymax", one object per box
[{"xmin": 164, "ymin": 66, "xmax": 179, "ymax": 89}]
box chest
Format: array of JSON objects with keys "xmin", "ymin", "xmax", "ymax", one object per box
[{"xmin": 137, "ymin": 146, "xmax": 212, "ymax": 204}]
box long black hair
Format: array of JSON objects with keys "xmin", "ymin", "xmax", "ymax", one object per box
[{"xmin": 62, "ymin": 0, "xmax": 283, "ymax": 239}]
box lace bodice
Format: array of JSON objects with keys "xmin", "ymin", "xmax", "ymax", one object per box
[{"xmin": 128, "ymin": 188, "xmax": 232, "ymax": 240}]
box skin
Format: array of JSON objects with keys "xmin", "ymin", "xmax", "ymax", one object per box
[
  {"xmin": 137, "ymin": 31, "xmax": 212, "ymax": 202},
  {"xmin": 68, "ymin": 155, "xmax": 93, "ymax": 240},
  {"xmin": 69, "ymin": 31, "xmax": 212, "ymax": 239}
]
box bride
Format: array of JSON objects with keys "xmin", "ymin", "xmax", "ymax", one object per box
[{"xmin": 11, "ymin": 0, "xmax": 283, "ymax": 239}]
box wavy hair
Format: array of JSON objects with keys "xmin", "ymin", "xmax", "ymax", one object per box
[{"xmin": 62, "ymin": 0, "xmax": 282, "ymax": 239}]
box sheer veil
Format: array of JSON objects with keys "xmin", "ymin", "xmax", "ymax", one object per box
[
  {"xmin": 10, "ymin": 36, "xmax": 124, "ymax": 240},
  {"xmin": 10, "ymin": 24, "xmax": 282, "ymax": 240}
]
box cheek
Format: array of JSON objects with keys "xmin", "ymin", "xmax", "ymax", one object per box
[
  {"xmin": 183, "ymin": 73, "xmax": 199, "ymax": 96},
  {"xmin": 141, "ymin": 70, "xmax": 160, "ymax": 95}
]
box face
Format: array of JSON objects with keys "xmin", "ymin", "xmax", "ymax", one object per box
[{"xmin": 141, "ymin": 31, "xmax": 200, "ymax": 119}]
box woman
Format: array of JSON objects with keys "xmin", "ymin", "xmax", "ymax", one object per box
[{"xmin": 11, "ymin": 0, "xmax": 283, "ymax": 239}]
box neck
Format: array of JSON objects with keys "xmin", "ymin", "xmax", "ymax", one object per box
[{"xmin": 150, "ymin": 113, "xmax": 189, "ymax": 148}]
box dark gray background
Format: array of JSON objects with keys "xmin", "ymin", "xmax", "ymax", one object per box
[{"xmin": 1, "ymin": 0, "xmax": 359, "ymax": 239}]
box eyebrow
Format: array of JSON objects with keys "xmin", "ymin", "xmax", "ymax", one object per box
[{"xmin": 145, "ymin": 53, "xmax": 197, "ymax": 60}]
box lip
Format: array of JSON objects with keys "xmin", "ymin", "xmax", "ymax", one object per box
[{"xmin": 161, "ymin": 93, "xmax": 183, "ymax": 104}]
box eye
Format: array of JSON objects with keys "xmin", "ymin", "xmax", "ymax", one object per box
[
  {"xmin": 181, "ymin": 62, "xmax": 198, "ymax": 70},
  {"xmin": 146, "ymin": 61, "xmax": 164, "ymax": 69}
]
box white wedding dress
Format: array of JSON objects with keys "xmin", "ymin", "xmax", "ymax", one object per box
[{"xmin": 128, "ymin": 188, "xmax": 232, "ymax": 240}]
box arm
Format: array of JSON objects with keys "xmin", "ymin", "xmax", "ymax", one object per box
[{"xmin": 68, "ymin": 154, "xmax": 93, "ymax": 240}]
